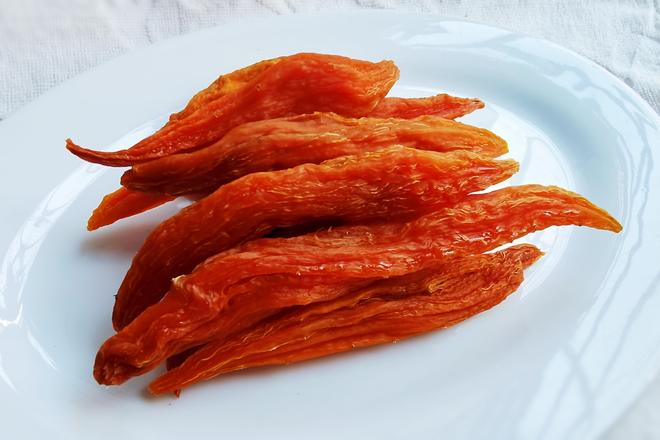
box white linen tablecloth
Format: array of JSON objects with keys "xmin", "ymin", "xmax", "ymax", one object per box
[{"xmin": 1, "ymin": 1, "xmax": 658, "ymax": 438}]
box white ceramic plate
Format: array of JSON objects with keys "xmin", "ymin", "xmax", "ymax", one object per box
[{"xmin": 1, "ymin": 11, "xmax": 659, "ymax": 440}]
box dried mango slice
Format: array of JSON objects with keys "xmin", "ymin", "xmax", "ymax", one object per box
[
  {"xmin": 173, "ymin": 56, "xmax": 479, "ymax": 123},
  {"xmin": 112, "ymin": 147, "xmax": 517, "ymax": 330},
  {"xmin": 94, "ymin": 185, "xmax": 620, "ymax": 385},
  {"xmin": 370, "ymin": 94, "xmax": 484, "ymax": 119},
  {"xmin": 121, "ymin": 112, "xmax": 507, "ymax": 196},
  {"xmin": 169, "ymin": 57, "xmax": 283, "ymax": 122},
  {"xmin": 86, "ymin": 188, "xmax": 175, "ymax": 231},
  {"xmin": 148, "ymin": 244, "xmax": 541, "ymax": 395},
  {"xmin": 90, "ymin": 110, "xmax": 503, "ymax": 227},
  {"xmin": 167, "ymin": 58, "xmax": 483, "ymax": 122},
  {"xmin": 66, "ymin": 53, "xmax": 400, "ymax": 166}
]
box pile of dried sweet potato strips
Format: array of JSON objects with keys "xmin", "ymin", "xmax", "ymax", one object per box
[{"xmin": 66, "ymin": 53, "xmax": 622, "ymax": 396}]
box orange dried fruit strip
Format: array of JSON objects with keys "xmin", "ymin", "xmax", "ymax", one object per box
[
  {"xmin": 94, "ymin": 185, "xmax": 620, "ymax": 385},
  {"xmin": 86, "ymin": 187, "xmax": 176, "ymax": 231},
  {"xmin": 65, "ymin": 53, "xmax": 400, "ymax": 166},
  {"xmin": 370, "ymin": 94, "xmax": 484, "ymax": 119},
  {"xmin": 161, "ymin": 256, "xmax": 370, "ymax": 372},
  {"xmin": 90, "ymin": 108, "xmax": 502, "ymax": 228},
  {"xmin": 85, "ymin": 190, "xmax": 171, "ymax": 230},
  {"xmin": 111, "ymin": 146, "xmax": 517, "ymax": 330},
  {"xmin": 122, "ymin": 112, "xmax": 508, "ymax": 196},
  {"xmin": 103, "ymin": 274, "xmax": 369, "ymax": 384},
  {"xmin": 169, "ymin": 57, "xmax": 283, "ymax": 122},
  {"xmin": 171, "ymin": 56, "xmax": 478, "ymax": 122},
  {"xmin": 148, "ymin": 244, "xmax": 542, "ymax": 395},
  {"xmin": 83, "ymin": 95, "xmax": 490, "ymax": 226}
]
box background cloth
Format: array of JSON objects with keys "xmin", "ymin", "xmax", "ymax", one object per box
[{"xmin": 0, "ymin": 1, "xmax": 658, "ymax": 437}]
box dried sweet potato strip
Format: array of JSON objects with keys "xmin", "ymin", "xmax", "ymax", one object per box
[
  {"xmin": 181, "ymin": 185, "xmax": 621, "ymax": 291},
  {"xmin": 159, "ymin": 272, "xmax": 371, "ymax": 371},
  {"xmin": 162, "ymin": 273, "xmax": 371, "ymax": 373},
  {"xmin": 168, "ymin": 300, "xmax": 506, "ymax": 391},
  {"xmin": 169, "ymin": 57, "xmax": 283, "ymax": 122},
  {"xmin": 94, "ymin": 185, "xmax": 620, "ymax": 384},
  {"xmin": 101, "ymin": 271, "xmax": 377, "ymax": 384},
  {"xmin": 103, "ymin": 274, "xmax": 368, "ymax": 383},
  {"xmin": 122, "ymin": 112, "xmax": 508, "ymax": 196},
  {"xmin": 149, "ymin": 245, "xmax": 541, "ymax": 394},
  {"xmin": 89, "ymin": 109, "xmax": 505, "ymax": 227},
  {"xmin": 83, "ymin": 101, "xmax": 496, "ymax": 226},
  {"xmin": 370, "ymin": 94, "xmax": 484, "ymax": 119},
  {"xmin": 86, "ymin": 187, "xmax": 176, "ymax": 231},
  {"xmin": 111, "ymin": 147, "xmax": 517, "ymax": 330},
  {"xmin": 174, "ymin": 60, "xmax": 479, "ymax": 123},
  {"xmin": 66, "ymin": 53, "xmax": 400, "ymax": 166}
]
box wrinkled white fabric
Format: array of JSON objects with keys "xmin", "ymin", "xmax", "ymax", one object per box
[
  {"xmin": 1, "ymin": 0, "xmax": 658, "ymax": 120},
  {"xmin": 0, "ymin": 0, "xmax": 658, "ymax": 437}
]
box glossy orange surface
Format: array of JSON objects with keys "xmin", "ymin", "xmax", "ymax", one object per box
[
  {"xmin": 66, "ymin": 53, "xmax": 400, "ymax": 165},
  {"xmin": 149, "ymin": 245, "xmax": 541, "ymax": 395},
  {"xmin": 94, "ymin": 184, "xmax": 619, "ymax": 385},
  {"xmin": 111, "ymin": 146, "xmax": 517, "ymax": 330},
  {"xmin": 122, "ymin": 112, "xmax": 507, "ymax": 195}
]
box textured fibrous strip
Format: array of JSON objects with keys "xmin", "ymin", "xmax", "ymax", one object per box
[
  {"xmin": 122, "ymin": 112, "xmax": 507, "ymax": 196},
  {"xmin": 80, "ymin": 59, "xmax": 284, "ymax": 230},
  {"xmin": 169, "ymin": 57, "xmax": 283, "ymax": 122},
  {"xmin": 101, "ymin": 274, "xmax": 372, "ymax": 384},
  {"xmin": 369, "ymin": 94, "xmax": 484, "ymax": 119},
  {"xmin": 112, "ymin": 146, "xmax": 517, "ymax": 330},
  {"xmin": 88, "ymin": 107, "xmax": 499, "ymax": 225},
  {"xmin": 65, "ymin": 53, "xmax": 400, "ymax": 166},
  {"xmin": 82, "ymin": 96, "xmax": 490, "ymax": 226},
  {"xmin": 169, "ymin": 57, "xmax": 480, "ymax": 122},
  {"xmin": 94, "ymin": 185, "xmax": 620, "ymax": 385},
  {"xmin": 162, "ymin": 274, "xmax": 372, "ymax": 377},
  {"xmin": 148, "ymin": 244, "xmax": 542, "ymax": 395},
  {"xmin": 86, "ymin": 188, "xmax": 176, "ymax": 231}
]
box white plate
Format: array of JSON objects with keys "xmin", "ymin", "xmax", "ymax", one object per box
[{"xmin": 1, "ymin": 11, "xmax": 659, "ymax": 440}]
